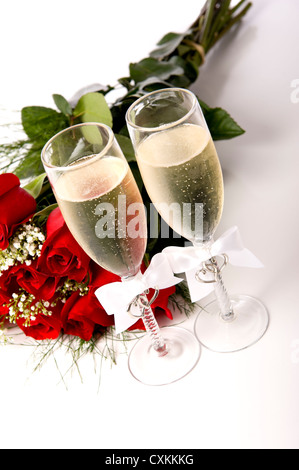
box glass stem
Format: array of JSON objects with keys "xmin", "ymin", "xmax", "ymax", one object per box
[
  {"xmin": 210, "ymin": 258, "xmax": 235, "ymax": 321},
  {"xmin": 138, "ymin": 294, "xmax": 168, "ymax": 356}
]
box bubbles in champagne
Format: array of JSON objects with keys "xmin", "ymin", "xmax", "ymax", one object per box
[
  {"xmin": 54, "ymin": 155, "xmax": 147, "ymax": 278},
  {"xmin": 136, "ymin": 124, "xmax": 224, "ymax": 243}
]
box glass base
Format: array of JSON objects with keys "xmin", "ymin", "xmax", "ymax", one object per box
[
  {"xmin": 194, "ymin": 294, "xmax": 269, "ymax": 353},
  {"xmin": 128, "ymin": 326, "xmax": 201, "ymax": 386}
]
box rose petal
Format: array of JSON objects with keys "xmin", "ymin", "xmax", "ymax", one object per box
[
  {"xmin": 0, "ymin": 223, "xmax": 9, "ymax": 250},
  {"xmin": 16, "ymin": 308, "xmax": 62, "ymax": 340},
  {"xmin": 61, "ymin": 292, "xmax": 96, "ymax": 341},
  {"xmin": 46, "ymin": 207, "xmax": 65, "ymax": 237},
  {"xmin": 0, "ymin": 173, "xmax": 19, "ymax": 197}
]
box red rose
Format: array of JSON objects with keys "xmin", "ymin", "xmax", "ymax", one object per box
[
  {"xmin": 88, "ymin": 260, "xmax": 120, "ymax": 290},
  {"xmin": 0, "ymin": 260, "xmax": 60, "ymax": 300},
  {"xmin": 16, "ymin": 301, "xmax": 63, "ymax": 340},
  {"xmin": 61, "ymin": 263, "xmax": 122, "ymax": 340},
  {"xmin": 61, "ymin": 291, "xmax": 97, "ymax": 341},
  {"xmin": 37, "ymin": 208, "xmax": 90, "ymax": 282},
  {"xmin": 0, "ymin": 289, "xmax": 10, "ymax": 319},
  {"xmin": 0, "ymin": 173, "xmax": 37, "ymax": 250}
]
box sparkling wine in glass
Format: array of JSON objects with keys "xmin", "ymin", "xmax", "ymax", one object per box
[
  {"xmin": 41, "ymin": 122, "xmax": 200, "ymax": 384},
  {"xmin": 126, "ymin": 88, "xmax": 269, "ymax": 353}
]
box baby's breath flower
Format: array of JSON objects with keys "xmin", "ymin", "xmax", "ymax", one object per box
[
  {"xmin": 4, "ymin": 290, "xmax": 53, "ymax": 327},
  {"xmin": 56, "ymin": 278, "xmax": 89, "ymax": 303},
  {"xmin": 0, "ymin": 222, "xmax": 45, "ymax": 274}
]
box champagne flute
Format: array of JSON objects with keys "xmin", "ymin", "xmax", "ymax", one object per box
[
  {"xmin": 41, "ymin": 122, "xmax": 200, "ymax": 384},
  {"xmin": 126, "ymin": 88, "xmax": 269, "ymax": 353}
]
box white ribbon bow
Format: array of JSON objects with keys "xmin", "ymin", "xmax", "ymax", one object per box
[
  {"xmin": 163, "ymin": 226, "xmax": 263, "ymax": 303},
  {"xmin": 95, "ymin": 253, "xmax": 182, "ymax": 334}
]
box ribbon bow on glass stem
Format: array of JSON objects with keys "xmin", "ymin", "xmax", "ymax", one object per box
[
  {"xmin": 163, "ymin": 226, "xmax": 263, "ymax": 303},
  {"xmin": 95, "ymin": 253, "xmax": 182, "ymax": 334}
]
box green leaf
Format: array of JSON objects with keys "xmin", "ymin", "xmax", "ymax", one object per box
[
  {"xmin": 53, "ymin": 94, "xmax": 72, "ymax": 116},
  {"xmin": 133, "ymin": 77, "xmax": 171, "ymax": 92},
  {"xmin": 198, "ymin": 99, "xmax": 245, "ymax": 140},
  {"xmin": 115, "ymin": 134, "xmax": 136, "ymax": 162},
  {"xmin": 32, "ymin": 203, "xmax": 58, "ymax": 226},
  {"xmin": 14, "ymin": 145, "xmax": 46, "ymax": 180},
  {"xmin": 129, "ymin": 58, "xmax": 184, "ymax": 83},
  {"xmin": 21, "ymin": 106, "xmax": 68, "ymax": 143},
  {"xmin": 150, "ymin": 32, "xmax": 189, "ymax": 59},
  {"xmin": 18, "ymin": 107, "xmax": 68, "ymax": 181},
  {"xmin": 167, "ymin": 56, "xmax": 192, "ymax": 87},
  {"xmin": 73, "ymin": 92, "xmax": 113, "ymax": 127},
  {"xmin": 24, "ymin": 172, "xmax": 47, "ymax": 199},
  {"xmin": 205, "ymin": 107, "xmax": 245, "ymax": 140}
]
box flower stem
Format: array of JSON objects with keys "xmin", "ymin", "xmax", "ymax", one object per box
[
  {"xmin": 200, "ymin": 0, "xmax": 218, "ymax": 49},
  {"xmin": 188, "ymin": 0, "xmax": 253, "ymax": 54},
  {"xmin": 207, "ymin": 1, "xmax": 253, "ymax": 51}
]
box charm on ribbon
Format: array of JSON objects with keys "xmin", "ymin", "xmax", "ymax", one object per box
[
  {"xmin": 195, "ymin": 254, "xmax": 229, "ymax": 284},
  {"xmin": 127, "ymin": 287, "xmax": 159, "ymax": 318},
  {"xmin": 163, "ymin": 226, "xmax": 264, "ymax": 303}
]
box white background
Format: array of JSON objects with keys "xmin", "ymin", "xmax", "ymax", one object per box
[{"xmin": 1, "ymin": 0, "xmax": 299, "ymax": 450}]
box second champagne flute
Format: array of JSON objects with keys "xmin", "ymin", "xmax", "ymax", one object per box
[{"xmin": 126, "ymin": 88, "xmax": 269, "ymax": 353}]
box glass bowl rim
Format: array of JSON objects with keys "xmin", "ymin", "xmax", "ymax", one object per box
[
  {"xmin": 125, "ymin": 87, "xmax": 198, "ymax": 133},
  {"xmin": 41, "ymin": 122, "xmax": 115, "ymax": 171}
]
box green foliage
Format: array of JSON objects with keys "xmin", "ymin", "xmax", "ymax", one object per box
[
  {"xmin": 115, "ymin": 134, "xmax": 135, "ymax": 162},
  {"xmin": 129, "ymin": 57, "xmax": 185, "ymax": 83},
  {"xmin": 5, "ymin": 106, "xmax": 70, "ymax": 180},
  {"xmin": 52, "ymin": 94, "xmax": 72, "ymax": 117},
  {"xmin": 32, "ymin": 203, "xmax": 58, "ymax": 227},
  {"xmin": 21, "ymin": 106, "xmax": 69, "ymax": 142},
  {"xmin": 199, "ymin": 99, "xmax": 245, "ymax": 140},
  {"xmin": 0, "ymin": 0, "xmax": 252, "ymax": 249},
  {"xmin": 150, "ymin": 32, "xmax": 191, "ymax": 59},
  {"xmin": 73, "ymin": 92, "xmax": 113, "ymax": 127},
  {"xmin": 24, "ymin": 172, "xmax": 47, "ymax": 198}
]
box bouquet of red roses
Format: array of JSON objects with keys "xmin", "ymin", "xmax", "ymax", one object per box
[
  {"xmin": 0, "ymin": 1, "xmax": 251, "ymax": 358},
  {"xmin": 0, "ymin": 173, "xmax": 175, "ymax": 343}
]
